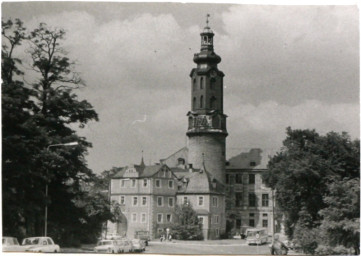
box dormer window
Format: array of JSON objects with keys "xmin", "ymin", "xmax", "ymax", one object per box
[
  {"xmin": 250, "ymin": 161, "xmax": 256, "ymax": 167},
  {"xmin": 177, "ymin": 158, "xmax": 185, "ymax": 165}
]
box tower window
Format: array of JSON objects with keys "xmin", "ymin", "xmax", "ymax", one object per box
[
  {"xmin": 193, "ymin": 78, "xmax": 196, "ymax": 91},
  {"xmin": 200, "ymin": 77, "xmax": 204, "ymax": 89},
  {"xmin": 210, "ymin": 78, "xmax": 216, "ymax": 89},
  {"xmin": 210, "ymin": 96, "xmax": 216, "ymax": 109},
  {"xmin": 193, "ymin": 97, "xmax": 196, "ymax": 109},
  {"xmin": 200, "ymin": 95, "xmax": 203, "ymax": 108}
]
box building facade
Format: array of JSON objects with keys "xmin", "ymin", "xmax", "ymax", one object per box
[{"xmin": 107, "ymin": 20, "xmax": 275, "ymax": 240}]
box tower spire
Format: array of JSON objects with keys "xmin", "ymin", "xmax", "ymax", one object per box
[
  {"xmin": 206, "ymin": 13, "xmax": 210, "ymax": 27},
  {"xmin": 140, "ymin": 150, "xmax": 145, "ymax": 167}
]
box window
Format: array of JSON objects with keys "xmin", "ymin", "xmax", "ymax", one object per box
[
  {"xmin": 141, "ymin": 213, "xmax": 146, "ymax": 223},
  {"xmin": 210, "ymin": 78, "xmax": 216, "ymax": 90},
  {"xmin": 236, "ymin": 219, "xmax": 242, "ymax": 228},
  {"xmin": 212, "ymin": 197, "xmax": 218, "ymax": 207},
  {"xmin": 168, "ymin": 180, "xmax": 174, "ymax": 189},
  {"xmin": 263, "ymin": 213, "xmax": 268, "ymax": 217},
  {"xmin": 235, "ymin": 192, "xmax": 242, "ymax": 207},
  {"xmin": 200, "ymin": 77, "xmax": 204, "ymax": 89},
  {"xmin": 216, "ymin": 229, "xmax": 219, "ymax": 237},
  {"xmin": 249, "ymin": 219, "xmax": 255, "ymax": 227},
  {"xmin": 132, "ymin": 213, "xmax": 137, "ymax": 223},
  {"xmin": 178, "ymin": 158, "xmax": 185, "ymax": 165},
  {"xmin": 47, "ymin": 238, "xmax": 53, "ymax": 245},
  {"xmin": 193, "ymin": 97, "xmax": 196, "ymax": 109},
  {"xmin": 166, "ymin": 214, "xmax": 172, "ymax": 223},
  {"xmin": 168, "ymin": 197, "xmax": 174, "ymax": 207},
  {"xmin": 250, "ymin": 161, "xmax": 256, "ymax": 167},
  {"xmin": 120, "ymin": 196, "xmax": 125, "ymax": 205},
  {"xmin": 142, "ymin": 196, "xmax": 147, "ymax": 206},
  {"xmin": 210, "ymin": 96, "xmax": 216, "ymax": 109},
  {"xmin": 229, "ymin": 174, "xmax": 235, "ymax": 184},
  {"xmin": 132, "ymin": 179, "xmax": 136, "ymax": 187},
  {"xmin": 193, "ymin": 78, "xmax": 196, "ymax": 91},
  {"xmin": 198, "ymin": 196, "xmax": 204, "ymax": 206},
  {"xmin": 249, "ymin": 193, "xmax": 256, "ymax": 207},
  {"xmin": 262, "ymin": 194, "xmax": 269, "ymax": 207},
  {"xmin": 157, "ymin": 196, "xmax": 163, "ymax": 207},
  {"xmin": 235, "ymin": 174, "xmax": 242, "ymax": 184},
  {"xmin": 157, "ymin": 213, "xmax": 163, "ymax": 223},
  {"xmin": 121, "ymin": 180, "xmax": 125, "ymax": 187},
  {"xmin": 214, "ymin": 215, "xmax": 219, "ymax": 224},
  {"xmin": 133, "ymin": 197, "xmax": 138, "ymax": 206},
  {"xmin": 263, "ymin": 219, "xmax": 268, "ymax": 227},
  {"xmin": 225, "ymin": 174, "xmax": 230, "ymax": 184},
  {"xmin": 249, "ymin": 174, "xmax": 255, "ymax": 184},
  {"xmin": 155, "ymin": 179, "xmax": 161, "ymax": 188},
  {"xmin": 184, "ymin": 197, "xmax": 188, "ymax": 204},
  {"xmin": 249, "ymin": 213, "xmax": 255, "ymax": 217},
  {"xmin": 143, "ymin": 179, "xmax": 148, "ymax": 187},
  {"xmin": 200, "ymin": 95, "xmax": 203, "ymax": 108},
  {"xmin": 198, "ymin": 217, "xmax": 204, "ymax": 224}
]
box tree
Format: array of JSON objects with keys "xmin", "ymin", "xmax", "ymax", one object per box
[
  {"xmin": 170, "ymin": 202, "xmax": 203, "ymax": 240},
  {"xmin": 2, "ymin": 18, "xmax": 43, "ymax": 239},
  {"xmin": 317, "ymin": 178, "xmax": 360, "ymax": 254},
  {"xmin": 262, "ymin": 127, "xmax": 360, "ymax": 254}
]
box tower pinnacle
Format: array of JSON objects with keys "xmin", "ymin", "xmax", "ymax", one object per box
[{"xmin": 206, "ymin": 13, "xmax": 210, "ymax": 27}]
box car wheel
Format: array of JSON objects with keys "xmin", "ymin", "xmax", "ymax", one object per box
[{"xmin": 54, "ymin": 250, "xmax": 58, "ymax": 253}]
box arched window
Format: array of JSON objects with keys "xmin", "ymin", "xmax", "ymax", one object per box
[
  {"xmin": 210, "ymin": 96, "xmax": 216, "ymax": 109},
  {"xmin": 193, "ymin": 78, "xmax": 196, "ymax": 91},
  {"xmin": 210, "ymin": 78, "xmax": 216, "ymax": 90},
  {"xmin": 200, "ymin": 77, "xmax": 203, "ymax": 89},
  {"xmin": 193, "ymin": 97, "xmax": 196, "ymax": 109},
  {"xmin": 200, "ymin": 95, "xmax": 203, "ymax": 108}
]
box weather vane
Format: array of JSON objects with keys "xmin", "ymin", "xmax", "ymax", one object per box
[{"xmin": 206, "ymin": 14, "xmax": 210, "ymax": 27}]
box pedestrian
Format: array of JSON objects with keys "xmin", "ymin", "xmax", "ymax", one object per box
[{"xmin": 169, "ymin": 234, "xmax": 172, "ymax": 241}]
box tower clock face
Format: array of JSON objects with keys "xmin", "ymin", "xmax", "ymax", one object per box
[{"xmin": 211, "ymin": 70, "xmax": 217, "ymax": 77}]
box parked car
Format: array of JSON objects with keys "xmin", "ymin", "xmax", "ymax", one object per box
[
  {"xmin": 117, "ymin": 239, "xmax": 133, "ymax": 253},
  {"xmin": 135, "ymin": 230, "xmax": 150, "ymax": 246},
  {"xmin": 2, "ymin": 236, "xmax": 23, "ymax": 252},
  {"xmin": 246, "ymin": 228, "xmax": 268, "ymax": 245},
  {"xmin": 22, "ymin": 237, "xmax": 60, "ymax": 253},
  {"xmin": 131, "ymin": 239, "xmax": 146, "ymax": 252},
  {"xmin": 94, "ymin": 239, "xmax": 121, "ymax": 253}
]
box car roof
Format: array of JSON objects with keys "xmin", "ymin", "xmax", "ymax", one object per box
[{"xmin": 246, "ymin": 228, "xmax": 267, "ymax": 232}]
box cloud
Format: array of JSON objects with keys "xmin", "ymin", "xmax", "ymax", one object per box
[{"xmin": 6, "ymin": 5, "xmax": 358, "ymax": 172}]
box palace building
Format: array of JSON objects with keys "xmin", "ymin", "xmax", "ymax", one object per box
[{"xmin": 108, "ymin": 19, "xmax": 275, "ymax": 240}]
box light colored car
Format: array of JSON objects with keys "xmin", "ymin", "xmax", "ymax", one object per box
[
  {"xmin": 246, "ymin": 228, "xmax": 268, "ymax": 245},
  {"xmin": 2, "ymin": 236, "xmax": 23, "ymax": 252},
  {"xmin": 131, "ymin": 239, "xmax": 146, "ymax": 252},
  {"xmin": 94, "ymin": 239, "xmax": 121, "ymax": 253},
  {"xmin": 117, "ymin": 239, "xmax": 133, "ymax": 253},
  {"xmin": 22, "ymin": 237, "xmax": 60, "ymax": 252}
]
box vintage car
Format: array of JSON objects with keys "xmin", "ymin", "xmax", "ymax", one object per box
[
  {"xmin": 246, "ymin": 228, "xmax": 269, "ymax": 245},
  {"xmin": 135, "ymin": 230, "xmax": 150, "ymax": 246},
  {"xmin": 117, "ymin": 239, "xmax": 133, "ymax": 253},
  {"xmin": 94, "ymin": 239, "xmax": 122, "ymax": 253},
  {"xmin": 22, "ymin": 237, "xmax": 60, "ymax": 252},
  {"xmin": 131, "ymin": 239, "xmax": 146, "ymax": 252},
  {"xmin": 2, "ymin": 236, "xmax": 23, "ymax": 252}
]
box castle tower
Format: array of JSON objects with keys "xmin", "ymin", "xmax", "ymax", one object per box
[{"xmin": 187, "ymin": 16, "xmax": 228, "ymax": 184}]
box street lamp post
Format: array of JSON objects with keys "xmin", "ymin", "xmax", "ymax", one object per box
[{"xmin": 44, "ymin": 141, "xmax": 78, "ymax": 237}]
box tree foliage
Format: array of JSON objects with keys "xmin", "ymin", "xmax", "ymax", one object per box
[
  {"xmin": 2, "ymin": 19, "xmax": 116, "ymax": 246},
  {"xmin": 262, "ymin": 127, "xmax": 360, "ymax": 254},
  {"xmin": 170, "ymin": 202, "xmax": 204, "ymax": 240}
]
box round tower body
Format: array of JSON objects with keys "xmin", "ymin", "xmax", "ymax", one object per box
[
  {"xmin": 187, "ymin": 133, "xmax": 226, "ymax": 184},
  {"xmin": 186, "ymin": 24, "xmax": 227, "ymax": 184}
]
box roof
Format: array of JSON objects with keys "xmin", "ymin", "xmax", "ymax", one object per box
[
  {"xmin": 227, "ymin": 148, "xmax": 277, "ymax": 170},
  {"xmin": 160, "ymin": 147, "xmax": 188, "ymax": 168},
  {"xmin": 112, "ymin": 164, "xmax": 171, "ymax": 179},
  {"xmin": 176, "ymin": 165, "xmax": 225, "ymax": 195}
]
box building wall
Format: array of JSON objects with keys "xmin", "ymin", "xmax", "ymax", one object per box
[
  {"xmin": 187, "ymin": 134, "xmax": 226, "ymax": 184},
  {"xmin": 225, "ymin": 169, "xmax": 274, "ymax": 236}
]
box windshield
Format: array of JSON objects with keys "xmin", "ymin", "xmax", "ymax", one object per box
[
  {"xmin": 98, "ymin": 241, "xmax": 113, "ymax": 246},
  {"xmin": 247, "ymin": 230, "xmax": 265, "ymax": 237},
  {"xmin": 23, "ymin": 238, "xmax": 40, "ymax": 245},
  {"xmin": 3, "ymin": 238, "xmax": 19, "ymax": 245}
]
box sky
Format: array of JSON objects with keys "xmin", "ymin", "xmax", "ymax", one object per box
[{"xmin": 2, "ymin": 2, "xmax": 359, "ymax": 173}]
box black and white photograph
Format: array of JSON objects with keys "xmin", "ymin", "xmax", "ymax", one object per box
[{"xmin": 1, "ymin": 1, "xmax": 359, "ymax": 255}]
